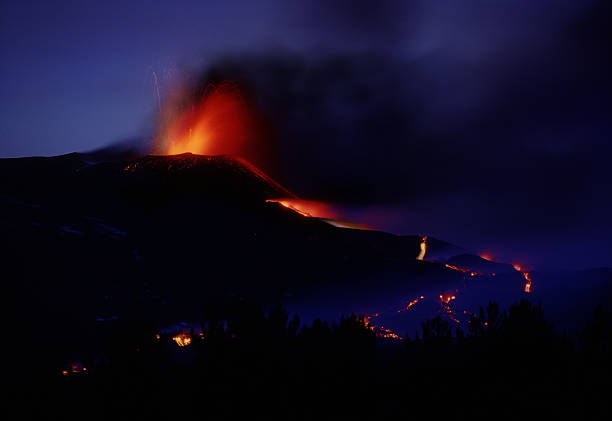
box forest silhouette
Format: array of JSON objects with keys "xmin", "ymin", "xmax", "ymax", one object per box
[{"xmin": 15, "ymin": 298, "xmax": 611, "ymax": 420}]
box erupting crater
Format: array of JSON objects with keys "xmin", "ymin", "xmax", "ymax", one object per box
[{"xmin": 152, "ymin": 81, "xmax": 256, "ymax": 157}]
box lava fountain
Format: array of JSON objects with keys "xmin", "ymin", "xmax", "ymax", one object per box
[{"xmin": 152, "ymin": 81, "xmax": 257, "ymax": 157}]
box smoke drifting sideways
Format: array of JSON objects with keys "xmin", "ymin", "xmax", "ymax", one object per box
[
  {"xmin": 170, "ymin": 1, "xmax": 612, "ymax": 271},
  {"xmin": 87, "ymin": 0, "xmax": 611, "ymax": 270}
]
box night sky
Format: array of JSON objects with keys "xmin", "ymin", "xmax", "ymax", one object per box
[{"xmin": 1, "ymin": 0, "xmax": 611, "ymax": 270}]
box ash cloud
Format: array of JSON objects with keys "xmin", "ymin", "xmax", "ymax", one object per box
[{"xmin": 188, "ymin": 0, "xmax": 612, "ymax": 269}]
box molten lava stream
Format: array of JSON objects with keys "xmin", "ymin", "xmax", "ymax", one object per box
[
  {"xmin": 397, "ymin": 296, "xmax": 425, "ymax": 313},
  {"xmin": 266, "ymin": 198, "xmax": 338, "ymax": 220},
  {"xmin": 513, "ymin": 264, "xmax": 533, "ymax": 293},
  {"xmin": 364, "ymin": 314, "xmax": 403, "ymax": 340},
  {"xmin": 416, "ymin": 236, "xmax": 427, "ymax": 260},
  {"xmin": 172, "ymin": 332, "xmax": 192, "ymax": 347},
  {"xmin": 439, "ymin": 293, "xmax": 460, "ymax": 323}
]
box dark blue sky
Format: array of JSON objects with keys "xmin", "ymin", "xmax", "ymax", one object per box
[
  {"xmin": 0, "ymin": 0, "xmax": 304, "ymax": 156},
  {"xmin": 2, "ymin": 0, "xmax": 596, "ymax": 157},
  {"xmin": 1, "ymin": 0, "xmax": 611, "ymax": 270}
]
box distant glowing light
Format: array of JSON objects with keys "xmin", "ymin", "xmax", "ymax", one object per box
[{"xmin": 61, "ymin": 362, "xmax": 86, "ymax": 376}]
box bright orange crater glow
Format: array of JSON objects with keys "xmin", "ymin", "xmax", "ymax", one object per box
[{"xmin": 153, "ymin": 82, "xmax": 255, "ymax": 156}]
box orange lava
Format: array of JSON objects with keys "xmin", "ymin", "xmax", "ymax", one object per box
[
  {"xmin": 172, "ymin": 333, "xmax": 192, "ymax": 347},
  {"xmin": 513, "ymin": 264, "xmax": 533, "ymax": 293},
  {"xmin": 416, "ymin": 236, "xmax": 428, "ymax": 261},
  {"xmin": 364, "ymin": 314, "xmax": 403, "ymax": 340},
  {"xmin": 398, "ymin": 296, "xmax": 425, "ymax": 313},
  {"xmin": 445, "ymin": 264, "xmax": 470, "ymax": 273},
  {"xmin": 439, "ymin": 294, "xmax": 456, "ymax": 304},
  {"xmin": 152, "ymin": 81, "xmax": 256, "ymax": 157},
  {"xmin": 266, "ymin": 198, "xmax": 339, "ymax": 219},
  {"xmin": 439, "ymin": 293, "xmax": 460, "ymax": 323}
]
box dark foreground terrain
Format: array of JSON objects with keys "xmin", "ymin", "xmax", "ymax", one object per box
[
  {"xmin": 13, "ymin": 298, "xmax": 612, "ymax": 420},
  {"xmin": 2, "ymin": 152, "xmax": 611, "ymax": 419}
]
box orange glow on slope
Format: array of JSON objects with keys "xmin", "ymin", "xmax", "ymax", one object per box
[
  {"xmin": 321, "ymin": 219, "xmax": 374, "ymax": 231},
  {"xmin": 416, "ymin": 236, "xmax": 428, "ymax": 260},
  {"xmin": 480, "ymin": 253, "xmax": 494, "ymax": 262},
  {"xmin": 266, "ymin": 198, "xmax": 339, "ymax": 219},
  {"xmin": 153, "ymin": 82, "xmax": 256, "ymax": 156},
  {"xmin": 267, "ymin": 199, "xmax": 376, "ymax": 231},
  {"xmin": 172, "ymin": 333, "xmax": 192, "ymax": 347}
]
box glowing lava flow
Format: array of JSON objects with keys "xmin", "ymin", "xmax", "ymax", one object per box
[
  {"xmin": 416, "ymin": 236, "xmax": 428, "ymax": 260},
  {"xmin": 266, "ymin": 198, "xmax": 338, "ymax": 219},
  {"xmin": 397, "ymin": 296, "xmax": 425, "ymax": 313},
  {"xmin": 152, "ymin": 81, "xmax": 255, "ymax": 157},
  {"xmin": 172, "ymin": 333, "xmax": 192, "ymax": 347},
  {"xmin": 364, "ymin": 314, "xmax": 403, "ymax": 340},
  {"xmin": 267, "ymin": 198, "xmax": 374, "ymax": 230},
  {"xmin": 439, "ymin": 293, "xmax": 460, "ymax": 323},
  {"xmin": 513, "ymin": 264, "xmax": 533, "ymax": 293},
  {"xmin": 445, "ymin": 264, "xmax": 470, "ymax": 273}
]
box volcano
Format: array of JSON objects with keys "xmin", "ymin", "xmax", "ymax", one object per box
[{"xmin": 2, "ymin": 152, "xmax": 611, "ymax": 370}]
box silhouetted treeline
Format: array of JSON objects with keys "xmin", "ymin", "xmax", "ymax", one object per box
[{"xmin": 16, "ymin": 299, "xmax": 611, "ymax": 420}]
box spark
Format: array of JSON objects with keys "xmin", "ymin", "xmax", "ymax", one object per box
[{"xmin": 152, "ymin": 71, "xmax": 161, "ymax": 113}]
